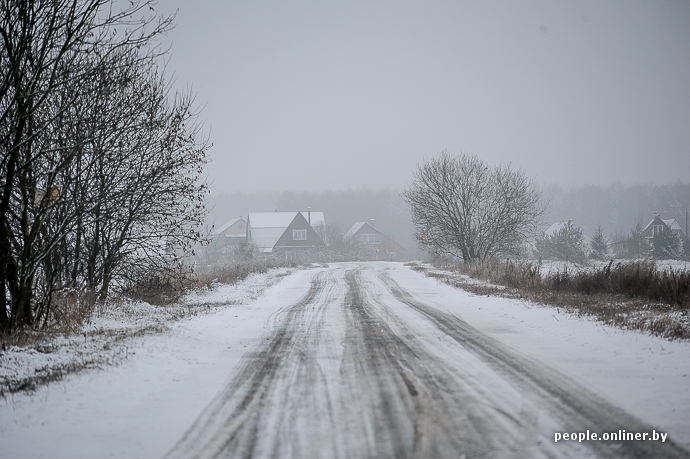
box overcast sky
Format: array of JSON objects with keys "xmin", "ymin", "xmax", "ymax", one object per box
[{"xmin": 156, "ymin": 0, "xmax": 690, "ymax": 194}]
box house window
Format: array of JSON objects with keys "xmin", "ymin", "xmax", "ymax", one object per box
[
  {"xmin": 293, "ymin": 229, "xmax": 307, "ymax": 240},
  {"xmin": 653, "ymin": 225, "xmax": 665, "ymax": 236}
]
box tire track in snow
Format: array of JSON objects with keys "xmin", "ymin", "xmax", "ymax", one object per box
[
  {"xmin": 166, "ymin": 266, "xmax": 475, "ymax": 458},
  {"xmin": 337, "ymin": 268, "xmax": 464, "ymax": 458},
  {"xmin": 377, "ymin": 269, "xmax": 690, "ymax": 459},
  {"xmin": 345, "ymin": 266, "xmax": 592, "ymax": 458},
  {"xmin": 165, "ymin": 264, "xmax": 690, "ymax": 459},
  {"xmin": 164, "ymin": 270, "xmax": 340, "ymax": 459},
  {"xmin": 336, "ymin": 268, "xmax": 541, "ymax": 458}
]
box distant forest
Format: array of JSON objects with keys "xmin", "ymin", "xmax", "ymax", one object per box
[{"xmin": 206, "ymin": 182, "xmax": 690, "ymax": 259}]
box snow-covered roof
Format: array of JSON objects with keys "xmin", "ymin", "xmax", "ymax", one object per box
[
  {"xmin": 544, "ymin": 221, "xmax": 569, "ymax": 236},
  {"xmin": 344, "ymin": 221, "xmax": 382, "ymax": 240},
  {"xmin": 344, "ymin": 222, "xmax": 366, "ymax": 239},
  {"xmin": 248, "ymin": 212, "xmax": 325, "ymax": 229},
  {"xmin": 344, "ymin": 222, "xmax": 366, "ymax": 240},
  {"xmin": 300, "ymin": 211, "xmax": 325, "ymax": 228},
  {"xmin": 248, "ymin": 211, "xmax": 325, "ymax": 252},
  {"xmin": 248, "ymin": 212, "xmax": 296, "ymax": 229},
  {"xmin": 663, "ymin": 219, "xmax": 684, "ymax": 233},
  {"xmin": 643, "ymin": 215, "xmax": 686, "ymax": 237},
  {"xmin": 211, "ymin": 217, "xmax": 243, "ymax": 236},
  {"xmin": 251, "ymin": 228, "xmax": 287, "ymax": 252}
]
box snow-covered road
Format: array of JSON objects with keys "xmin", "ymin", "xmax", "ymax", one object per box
[{"xmin": 2, "ymin": 262, "xmax": 690, "ymax": 458}]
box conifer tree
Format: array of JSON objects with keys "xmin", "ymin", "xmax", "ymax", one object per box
[
  {"xmin": 535, "ymin": 220, "xmax": 587, "ymax": 262},
  {"xmin": 590, "ymin": 224, "xmax": 610, "ymax": 260},
  {"xmin": 651, "ymin": 228, "xmax": 682, "ymax": 259}
]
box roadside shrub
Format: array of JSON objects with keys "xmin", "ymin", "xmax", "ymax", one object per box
[
  {"xmin": 579, "ymin": 260, "xmax": 689, "ymax": 307},
  {"xmin": 121, "ymin": 269, "xmax": 194, "ymax": 305},
  {"xmin": 45, "ymin": 289, "xmax": 98, "ymax": 332},
  {"xmin": 122, "ymin": 259, "xmax": 303, "ymax": 305}
]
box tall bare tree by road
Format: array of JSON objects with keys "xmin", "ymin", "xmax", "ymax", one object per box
[
  {"xmin": 404, "ymin": 151, "xmax": 545, "ymax": 262},
  {"xmin": 0, "ymin": 1, "xmax": 208, "ymax": 333}
]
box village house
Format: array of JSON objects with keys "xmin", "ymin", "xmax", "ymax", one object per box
[
  {"xmin": 344, "ymin": 220, "xmax": 405, "ymax": 261},
  {"xmin": 211, "ymin": 217, "xmax": 247, "ymax": 248},
  {"xmin": 199, "ymin": 217, "xmax": 248, "ymax": 264},
  {"xmin": 247, "ymin": 210, "xmax": 325, "ymax": 259},
  {"xmin": 642, "ymin": 213, "xmax": 686, "ymax": 242}
]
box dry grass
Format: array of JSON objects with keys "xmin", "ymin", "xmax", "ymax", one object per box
[
  {"xmin": 463, "ymin": 258, "xmax": 689, "ymax": 308},
  {"xmin": 46, "ymin": 289, "xmax": 97, "ymax": 332},
  {"xmin": 407, "ymin": 259, "xmax": 690, "ymax": 340},
  {"xmin": 0, "ymin": 289, "xmax": 98, "ymax": 350},
  {"xmin": 122, "ymin": 259, "xmax": 303, "ymax": 306}
]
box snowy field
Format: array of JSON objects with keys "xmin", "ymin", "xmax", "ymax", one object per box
[
  {"xmin": 1, "ymin": 262, "xmax": 689, "ymax": 458},
  {"xmin": 536, "ymin": 259, "xmax": 690, "ymax": 275}
]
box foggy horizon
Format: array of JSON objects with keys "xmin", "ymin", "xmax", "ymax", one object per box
[
  {"xmin": 158, "ymin": 1, "xmax": 690, "ymax": 194},
  {"xmin": 204, "ymin": 178, "xmax": 690, "ymax": 197}
]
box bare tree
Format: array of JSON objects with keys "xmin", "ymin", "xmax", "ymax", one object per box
[
  {"xmin": 1, "ymin": 1, "xmax": 208, "ymax": 333},
  {"xmin": 404, "ymin": 151, "xmax": 545, "ymax": 262},
  {"xmin": 68, "ymin": 56, "xmax": 208, "ymax": 299}
]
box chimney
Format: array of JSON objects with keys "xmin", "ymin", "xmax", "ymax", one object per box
[
  {"xmin": 275, "ymin": 207, "xmax": 277, "ymax": 212},
  {"xmin": 369, "ymin": 218, "xmax": 375, "ymax": 227},
  {"xmin": 308, "ymin": 207, "xmax": 311, "ymax": 224}
]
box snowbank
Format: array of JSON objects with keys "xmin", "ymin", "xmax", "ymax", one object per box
[{"xmin": 0, "ymin": 267, "xmax": 302, "ymax": 459}]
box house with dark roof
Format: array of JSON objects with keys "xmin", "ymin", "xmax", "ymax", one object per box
[
  {"xmin": 247, "ymin": 211, "xmax": 325, "ymax": 258},
  {"xmin": 642, "ymin": 213, "xmax": 686, "ymax": 242},
  {"xmin": 344, "ymin": 220, "xmax": 405, "ymax": 261}
]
